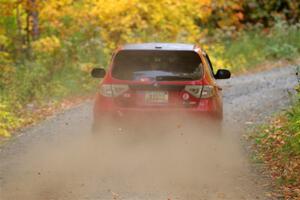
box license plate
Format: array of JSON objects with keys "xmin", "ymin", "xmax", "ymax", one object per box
[{"xmin": 145, "ymin": 91, "xmax": 168, "ymax": 104}]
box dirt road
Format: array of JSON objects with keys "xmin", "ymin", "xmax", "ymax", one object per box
[{"xmin": 0, "ymin": 66, "xmax": 298, "ymax": 200}]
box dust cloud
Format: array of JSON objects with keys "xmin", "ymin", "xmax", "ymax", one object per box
[{"xmin": 1, "ymin": 116, "xmax": 265, "ymax": 200}]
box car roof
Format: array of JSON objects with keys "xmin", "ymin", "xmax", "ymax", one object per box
[{"xmin": 122, "ymin": 43, "xmax": 197, "ymax": 51}]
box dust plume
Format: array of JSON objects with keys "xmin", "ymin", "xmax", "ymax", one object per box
[{"xmin": 1, "ymin": 116, "xmax": 265, "ymax": 200}]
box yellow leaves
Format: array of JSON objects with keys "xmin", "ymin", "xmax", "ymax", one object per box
[
  {"xmin": 205, "ymin": 43, "xmax": 230, "ymax": 70},
  {"xmin": 0, "ymin": 52, "xmax": 12, "ymax": 64},
  {"xmin": 39, "ymin": 0, "xmax": 79, "ymax": 32},
  {"xmin": 29, "ymin": 0, "xmax": 217, "ymax": 54},
  {"xmin": 87, "ymin": 0, "xmax": 143, "ymax": 46},
  {"xmin": 187, "ymin": 0, "xmax": 212, "ymax": 20},
  {"xmin": 80, "ymin": 63, "xmax": 95, "ymax": 73},
  {"xmin": 0, "ymin": 34, "xmax": 14, "ymax": 86},
  {"xmin": 32, "ymin": 36, "xmax": 61, "ymax": 54},
  {"xmin": 0, "ymin": 0, "xmax": 17, "ymax": 16},
  {"xmin": 80, "ymin": 0, "xmax": 207, "ymax": 50},
  {"xmin": 0, "ymin": 34, "xmax": 10, "ymax": 48},
  {"xmin": 0, "ymin": 64, "xmax": 15, "ymax": 86},
  {"xmin": 0, "ymin": 102, "xmax": 19, "ymax": 138}
]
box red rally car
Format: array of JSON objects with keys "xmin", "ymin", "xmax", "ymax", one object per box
[{"xmin": 91, "ymin": 43, "xmax": 231, "ymax": 130}]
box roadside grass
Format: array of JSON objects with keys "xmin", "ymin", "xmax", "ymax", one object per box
[
  {"xmin": 0, "ymin": 55, "xmax": 101, "ymax": 138},
  {"xmin": 251, "ymin": 83, "xmax": 300, "ymax": 199},
  {"xmin": 209, "ymin": 21, "xmax": 300, "ymax": 73}
]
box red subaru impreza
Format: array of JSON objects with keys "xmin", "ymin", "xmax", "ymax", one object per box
[{"xmin": 91, "ymin": 43, "xmax": 230, "ymax": 131}]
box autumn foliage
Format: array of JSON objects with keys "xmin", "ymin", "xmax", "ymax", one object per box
[{"xmin": 253, "ymin": 87, "xmax": 300, "ymax": 198}]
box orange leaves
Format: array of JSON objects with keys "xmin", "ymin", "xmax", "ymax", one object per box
[
  {"xmin": 0, "ymin": 0, "xmax": 18, "ymax": 16},
  {"xmin": 207, "ymin": 0, "xmax": 245, "ymax": 29},
  {"xmin": 253, "ymin": 108, "xmax": 300, "ymax": 199}
]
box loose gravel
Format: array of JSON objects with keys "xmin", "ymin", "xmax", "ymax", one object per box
[{"xmin": 0, "ymin": 65, "xmax": 298, "ymax": 200}]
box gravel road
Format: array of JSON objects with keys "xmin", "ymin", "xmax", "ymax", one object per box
[{"xmin": 0, "ymin": 65, "xmax": 298, "ymax": 200}]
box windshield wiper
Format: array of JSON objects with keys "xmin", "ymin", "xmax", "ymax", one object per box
[{"xmin": 155, "ymin": 75, "xmax": 196, "ymax": 81}]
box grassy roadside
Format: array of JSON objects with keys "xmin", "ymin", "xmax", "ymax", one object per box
[
  {"xmin": 208, "ymin": 21, "xmax": 300, "ymax": 73},
  {"xmin": 251, "ymin": 75, "xmax": 300, "ymax": 199},
  {"xmin": 0, "ymin": 66, "xmax": 99, "ymax": 138}
]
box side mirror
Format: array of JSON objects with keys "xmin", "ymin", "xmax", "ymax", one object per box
[
  {"xmin": 215, "ymin": 69, "xmax": 231, "ymax": 79},
  {"xmin": 91, "ymin": 68, "xmax": 106, "ymax": 78}
]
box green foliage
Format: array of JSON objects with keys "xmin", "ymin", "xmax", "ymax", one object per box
[
  {"xmin": 252, "ymin": 84, "xmax": 300, "ymax": 198},
  {"xmin": 0, "ymin": 102, "xmax": 20, "ymax": 137},
  {"xmin": 243, "ymin": 0, "xmax": 300, "ymax": 26},
  {"xmin": 284, "ymin": 102, "xmax": 300, "ymax": 154},
  {"xmin": 208, "ymin": 21, "xmax": 300, "ymax": 72}
]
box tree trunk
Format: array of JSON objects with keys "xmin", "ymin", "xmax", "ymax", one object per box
[
  {"xmin": 30, "ymin": 0, "xmax": 39, "ymax": 40},
  {"xmin": 25, "ymin": 6, "xmax": 30, "ymax": 50},
  {"xmin": 16, "ymin": 1, "xmax": 24, "ymax": 59},
  {"xmin": 26, "ymin": 0, "xmax": 39, "ymax": 40},
  {"xmin": 25, "ymin": 0, "xmax": 39, "ymax": 57}
]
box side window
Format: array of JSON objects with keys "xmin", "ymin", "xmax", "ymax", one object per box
[{"xmin": 204, "ymin": 54, "xmax": 215, "ymax": 77}]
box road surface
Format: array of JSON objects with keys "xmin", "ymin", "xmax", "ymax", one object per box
[{"xmin": 0, "ymin": 66, "xmax": 298, "ymax": 200}]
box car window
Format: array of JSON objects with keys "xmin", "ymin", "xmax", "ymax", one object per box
[
  {"xmin": 112, "ymin": 50, "xmax": 203, "ymax": 81},
  {"xmin": 204, "ymin": 54, "xmax": 215, "ymax": 77}
]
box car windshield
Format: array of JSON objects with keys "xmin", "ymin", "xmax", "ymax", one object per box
[{"xmin": 111, "ymin": 50, "xmax": 203, "ymax": 81}]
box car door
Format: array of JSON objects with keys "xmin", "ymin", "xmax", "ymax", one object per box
[{"xmin": 202, "ymin": 52, "xmax": 223, "ymax": 117}]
